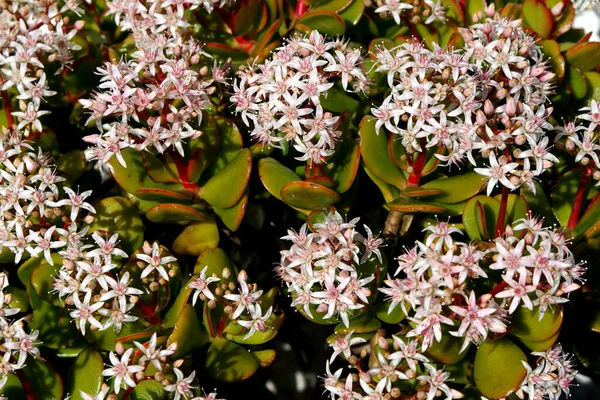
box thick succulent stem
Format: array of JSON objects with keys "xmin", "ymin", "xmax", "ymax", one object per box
[
  {"xmin": 567, "ymin": 167, "xmax": 592, "ymax": 230},
  {"xmin": 383, "ymin": 210, "xmax": 404, "ymax": 240}
]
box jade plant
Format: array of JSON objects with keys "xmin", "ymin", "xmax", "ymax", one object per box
[{"xmin": 1, "ymin": 0, "xmax": 600, "ymax": 398}]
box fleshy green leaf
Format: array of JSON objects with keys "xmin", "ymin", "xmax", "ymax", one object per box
[
  {"xmin": 551, "ymin": 169, "xmax": 587, "ymax": 226},
  {"xmin": 462, "ymin": 196, "xmax": 500, "ymax": 240},
  {"xmin": 359, "ymin": 116, "xmax": 406, "ymax": 189},
  {"xmin": 200, "ymin": 148, "xmax": 252, "ymax": 208},
  {"xmin": 328, "ymin": 139, "xmax": 361, "ymax": 193},
  {"xmin": 88, "ymin": 196, "xmax": 144, "ymax": 254},
  {"xmin": 427, "ymin": 332, "xmax": 469, "ymax": 364},
  {"xmin": 281, "ymin": 181, "xmax": 341, "ymax": 210},
  {"xmin": 474, "ymin": 337, "xmax": 527, "ymax": 399},
  {"xmin": 214, "ymin": 186, "xmax": 249, "ymax": 231},
  {"xmin": 206, "ymin": 338, "xmax": 260, "ymax": 382},
  {"xmin": 171, "ymin": 218, "xmax": 220, "ymax": 256},
  {"xmin": 134, "ymin": 188, "xmax": 191, "ymax": 204},
  {"xmin": 130, "ymin": 380, "xmax": 165, "ymax": 400},
  {"xmin": 421, "ymin": 172, "xmax": 487, "ymax": 203},
  {"xmin": 297, "ymin": 10, "xmax": 346, "ymax": 35},
  {"xmin": 22, "ymin": 357, "xmax": 64, "ymax": 400},
  {"xmin": 510, "ymin": 305, "xmax": 563, "ymax": 342},
  {"xmin": 258, "ymin": 157, "xmax": 302, "ymax": 201},
  {"xmin": 66, "ymin": 348, "xmax": 104, "ymax": 400},
  {"xmin": 387, "ymin": 195, "xmax": 447, "ymax": 213},
  {"xmin": 168, "ymin": 304, "xmax": 209, "ymax": 357},
  {"xmin": 522, "ymin": 0, "xmax": 554, "ymax": 39},
  {"xmin": 146, "ymin": 203, "xmax": 209, "ymax": 223},
  {"xmin": 564, "ymin": 41, "xmax": 600, "ymax": 72}
]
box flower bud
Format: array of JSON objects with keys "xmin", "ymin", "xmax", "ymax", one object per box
[
  {"xmin": 377, "ymin": 336, "xmax": 388, "ymax": 350},
  {"xmin": 505, "ymin": 97, "xmax": 517, "ymax": 116},
  {"xmin": 484, "ymin": 99, "xmax": 494, "ymax": 115},
  {"xmin": 116, "ymin": 342, "xmax": 125, "ymax": 355},
  {"xmin": 476, "ymin": 110, "xmax": 487, "ymax": 126}
]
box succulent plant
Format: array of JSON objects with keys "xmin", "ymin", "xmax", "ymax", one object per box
[{"xmin": 1, "ymin": 0, "xmax": 600, "ymax": 398}]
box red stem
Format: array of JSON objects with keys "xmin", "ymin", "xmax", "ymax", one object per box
[
  {"xmin": 295, "ymin": 0, "xmax": 308, "ymax": 17},
  {"xmin": 567, "ymin": 168, "xmax": 592, "ymax": 230},
  {"xmin": 16, "ymin": 370, "xmax": 37, "ymax": 400},
  {"xmin": 407, "ymin": 143, "xmax": 427, "ymax": 186},
  {"xmin": 489, "ymin": 280, "xmax": 508, "ymax": 297},
  {"xmin": 495, "ymin": 186, "xmax": 510, "ymax": 237}
]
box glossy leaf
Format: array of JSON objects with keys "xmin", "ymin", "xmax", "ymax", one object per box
[
  {"xmin": 387, "ymin": 195, "xmax": 447, "ymax": 213},
  {"xmin": 56, "ymin": 150, "xmax": 86, "ymax": 181},
  {"xmin": 162, "ymin": 277, "xmax": 194, "ymax": 329},
  {"xmin": 421, "ymin": 172, "xmax": 487, "ymax": 204},
  {"xmin": 168, "ymin": 304, "xmax": 209, "ymax": 357},
  {"xmin": 110, "ymin": 148, "xmax": 183, "ymax": 193},
  {"xmin": 225, "ymin": 312, "xmax": 284, "ymax": 345},
  {"xmin": 66, "ymin": 348, "xmax": 104, "ymax": 400},
  {"xmin": 463, "ymin": 196, "xmax": 500, "ymax": 240},
  {"xmin": 551, "ymin": 169, "xmax": 586, "ymax": 226},
  {"xmin": 172, "ymin": 218, "xmax": 220, "ymax": 256},
  {"xmin": 142, "ymin": 152, "xmax": 180, "ymax": 184},
  {"xmin": 564, "ymin": 41, "xmax": 600, "ymax": 72},
  {"xmin": 206, "ymin": 338, "xmax": 260, "ymax": 382},
  {"xmin": 31, "ymin": 260, "xmax": 62, "ymax": 306},
  {"xmin": 200, "ymin": 148, "xmax": 252, "ymax": 208},
  {"xmin": 339, "ymin": 0, "xmax": 365, "ymax": 25},
  {"xmin": 214, "ymin": 186, "xmax": 249, "ymax": 231},
  {"xmin": 252, "ymin": 349, "xmax": 277, "ymax": 367},
  {"xmin": 374, "ymin": 301, "xmax": 407, "ymax": 324},
  {"xmin": 319, "ymin": 86, "xmax": 360, "ymax": 113},
  {"xmin": 510, "ymin": 305, "xmax": 563, "ymax": 342},
  {"xmin": 23, "ymin": 357, "xmax": 63, "ymax": 400},
  {"xmin": 88, "ymin": 196, "xmax": 144, "ymax": 253},
  {"xmin": 566, "ymin": 65, "xmax": 588, "ymax": 100},
  {"xmin": 134, "ymin": 188, "xmax": 191, "ymax": 204},
  {"xmin": 334, "ymin": 312, "xmax": 381, "ymax": 334},
  {"xmin": 572, "ymin": 193, "xmax": 600, "ymax": 240},
  {"xmin": 519, "ymin": 329, "xmax": 560, "ymax": 352},
  {"xmin": 492, "ymin": 193, "xmax": 529, "ymax": 228},
  {"xmin": 297, "ymin": 10, "xmax": 346, "ymax": 35},
  {"xmin": 131, "ymin": 380, "xmax": 165, "ymax": 400},
  {"xmin": 522, "ymin": 0, "xmax": 554, "ymax": 39},
  {"xmin": 146, "ymin": 203, "xmax": 209, "ymax": 223},
  {"xmin": 427, "ymin": 332, "xmax": 469, "ymax": 364},
  {"xmin": 541, "ymin": 40, "xmax": 565, "ymax": 82},
  {"xmin": 474, "ymin": 337, "xmax": 527, "ymax": 399},
  {"xmin": 1, "ymin": 373, "xmax": 25, "ymax": 398},
  {"xmin": 359, "ymin": 116, "xmax": 406, "ymax": 189},
  {"xmin": 281, "ymin": 181, "xmax": 341, "ymax": 210},
  {"xmin": 258, "ymin": 157, "xmax": 302, "ymax": 201},
  {"xmin": 585, "ymin": 71, "xmax": 600, "ymax": 101},
  {"xmin": 202, "ymin": 116, "xmax": 245, "ymax": 179}
]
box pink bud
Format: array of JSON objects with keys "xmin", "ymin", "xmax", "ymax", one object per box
[
  {"xmin": 485, "ymin": 3, "xmax": 496, "ymax": 17},
  {"xmin": 484, "ymin": 99, "xmax": 495, "ymax": 115},
  {"xmin": 476, "ymin": 110, "xmax": 487, "ymax": 126},
  {"xmin": 551, "ymin": 1, "xmax": 564, "ymax": 16},
  {"xmin": 377, "ymin": 336, "xmax": 388, "ymax": 350},
  {"xmin": 74, "ymin": 20, "xmax": 85, "ymax": 30},
  {"xmin": 505, "ymin": 97, "xmax": 517, "ymax": 116}
]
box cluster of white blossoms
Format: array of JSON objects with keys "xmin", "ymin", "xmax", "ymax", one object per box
[
  {"xmin": 106, "ymin": 0, "xmax": 236, "ymax": 28},
  {"xmin": 80, "ymin": 37, "xmax": 228, "ymax": 167},
  {"xmin": 0, "ymin": 273, "xmax": 40, "ymax": 393},
  {"xmin": 276, "ymin": 211, "xmax": 383, "ymax": 327},
  {"xmin": 231, "ymin": 31, "xmax": 368, "ymax": 165},
  {"xmin": 75, "ymin": 333, "xmax": 222, "ymax": 399},
  {"xmin": 0, "ymin": 0, "xmax": 83, "ymax": 133},
  {"xmin": 81, "ymin": 0, "xmax": 230, "ymax": 169},
  {"xmin": 372, "ymin": 0, "xmax": 446, "ymax": 26},
  {"xmin": 554, "ymin": 99, "xmax": 600, "ymax": 185},
  {"xmin": 189, "ymin": 267, "xmax": 276, "ymax": 340},
  {"xmin": 517, "ymin": 344, "xmax": 577, "ymax": 400},
  {"xmin": 379, "ymin": 216, "xmax": 583, "ymax": 353},
  {"xmin": 371, "ymin": 16, "xmax": 557, "ymax": 195},
  {"xmin": 324, "ymin": 332, "xmax": 461, "ymax": 400}
]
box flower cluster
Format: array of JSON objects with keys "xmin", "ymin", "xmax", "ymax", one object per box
[
  {"xmin": 517, "ymin": 344, "xmax": 577, "ymax": 400},
  {"xmin": 372, "ymin": 0, "xmax": 446, "ymax": 26},
  {"xmin": 106, "ymin": 0, "xmax": 236, "ymax": 30},
  {"xmin": 379, "ymin": 216, "xmax": 583, "ymax": 353},
  {"xmin": 80, "ymin": 36, "xmax": 228, "ymax": 168},
  {"xmin": 277, "ymin": 210, "xmax": 383, "ymax": 326},
  {"xmin": 231, "ymin": 31, "xmax": 368, "ymax": 164},
  {"xmin": 1, "ymin": 0, "xmax": 83, "ymax": 133},
  {"xmin": 371, "ymin": 16, "xmax": 557, "ymax": 195},
  {"xmin": 190, "ymin": 267, "xmax": 276, "ymax": 340},
  {"xmin": 324, "ymin": 332, "xmax": 462, "ymax": 400},
  {"xmin": 78, "ymin": 333, "xmax": 223, "ymax": 399},
  {"xmin": 0, "ymin": 273, "xmax": 40, "ymax": 393},
  {"xmin": 554, "ymin": 99, "xmax": 600, "ymax": 185}
]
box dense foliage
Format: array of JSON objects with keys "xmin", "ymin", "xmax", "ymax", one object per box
[{"xmin": 0, "ymin": 0, "xmax": 600, "ymax": 398}]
